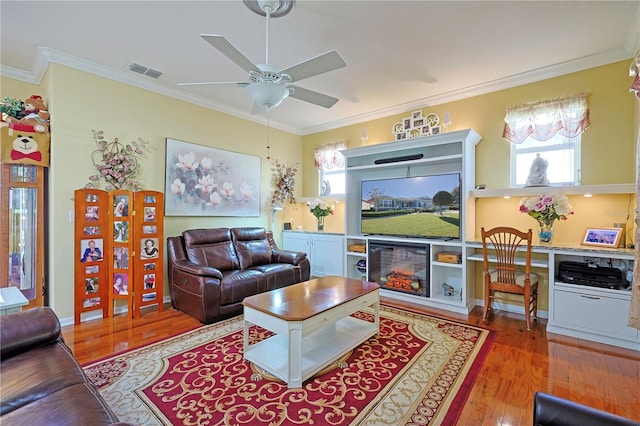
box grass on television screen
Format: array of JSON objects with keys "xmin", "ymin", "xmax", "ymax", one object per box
[{"xmin": 361, "ymin": 211, "xmax": 459, "ymax": 238}]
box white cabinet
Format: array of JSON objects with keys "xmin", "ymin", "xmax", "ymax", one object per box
[
  {"xmin": 548, "ymin": 251, "xmax": 639, "ymax": 350},
  {"xmin": 282, "ymin": 231, "xmax": 344, "ymax": 277}
]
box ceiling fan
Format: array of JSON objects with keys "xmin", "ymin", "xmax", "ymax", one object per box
[{"xmin": 178, "ymin": 0, "xmax": 346, "ymax": 114}]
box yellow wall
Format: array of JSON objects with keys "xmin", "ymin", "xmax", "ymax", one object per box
[
  {"xmin": 3, "ymin": 58, "xmax": 638, "ymax": 319},
  {"xmin": 301, "ymin": 60, "xmax": 638, "ymax": 311},
  {"xmin": 2, "ymin": 64, "xmax": 302, "ymax": 320}
]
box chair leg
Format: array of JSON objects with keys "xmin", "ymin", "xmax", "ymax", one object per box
[
  {"xmin": 483, "ymin": 283, "xmax": 491, "ymax": 323},
  {"xmin": 524, "ymin": 287, "xmax": 531, "ymax": 330}
]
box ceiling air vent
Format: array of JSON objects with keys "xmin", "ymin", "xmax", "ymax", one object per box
[{"xmin": 127, "ymin": 62, "xmax": 163, "ymax": 79}]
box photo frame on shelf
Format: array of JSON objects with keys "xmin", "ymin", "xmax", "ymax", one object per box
[{"xmin": 581, "ymin": 227, "xmax": 622, "ymax": 248}]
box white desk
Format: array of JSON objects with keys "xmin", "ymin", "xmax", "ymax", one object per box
[
  {"xmin": 0, "ymin": 286, "xmax": 29, "ymax": 315},
  {"xmin": 466, "ymin": 241, "xmax": 638, "ymax": 351}
]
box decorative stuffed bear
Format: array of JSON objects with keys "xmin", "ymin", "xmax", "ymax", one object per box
[
  {"xmin": 5, "ymin": 95, "xmax": 50, "ymax": 133},
  {"xmin": 525, "ymin": 153, "xmax": 550, "ymax": 186}
]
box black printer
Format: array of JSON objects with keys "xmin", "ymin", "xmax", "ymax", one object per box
[{"xmin": 557, "ymin": 261, "xmax": 627, "ymax": 290}]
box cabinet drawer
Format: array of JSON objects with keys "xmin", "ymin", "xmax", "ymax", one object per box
[{"xmin": 553, "ymin": 289, "xmax": 638, "ymax": 339}]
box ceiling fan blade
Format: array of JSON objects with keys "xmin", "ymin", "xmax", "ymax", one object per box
[
  {"xmin": 177, "ymin": 81, "xmax": 249, "ymax": 87},
  {"xmin": 201, "ymin": 34, "xmax": 261, "ymax": 73},
  {"xmin": 281, "ymin": 50, "xmax": 346, "ymax": 82},
  {"xmin": 288, "ymin": 85, "xmax": 339, "ymax": 108}
]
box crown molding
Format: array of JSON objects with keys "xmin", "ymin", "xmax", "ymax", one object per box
[
  {"xmin": 1, "ymin": 44, "xmax": 636, "ymax": 137},
  {"xmin": 299, "ymin": 46, "xmax": 637, "ymax": 135},
  {"xmin": 0, "ymin": 47, "xmax": 300, "ymax": 135}
]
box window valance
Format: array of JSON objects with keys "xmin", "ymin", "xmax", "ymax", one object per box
[
  {"xmin": 314, "ymin": 141, "xmax": 346, "ymax": 170},
  {"xmin": 502, "ymin": 93, "xmax": 590, "ymax": 144}
]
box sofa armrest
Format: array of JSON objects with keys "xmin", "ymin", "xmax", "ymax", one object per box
[
  {"xmin": 533, "ymin": 392, "xmax": 639, "ymax": 426},
  {"xmin": 271, "ymin": 248, "xmax": 307, "ymax": 265},
  {"xmin": 171, "ymin": 260, "xmax": 224, "ymax": 280},
  {"xmin": 0, "ymin": 307, "xmax": 61, "ymax": 360}
]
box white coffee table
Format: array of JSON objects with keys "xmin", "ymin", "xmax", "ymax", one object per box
[
  {"xmin": 242, "ymin": 276, "xmax": 380, "ymax": 388},
  {"xmin": 0, "ymin": 286, "xmax": 29, "ymax": 315}
]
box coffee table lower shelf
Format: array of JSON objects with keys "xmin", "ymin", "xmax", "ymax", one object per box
[{"xmin": 244, "ymin": 315, "xmax": 378, "ymax": 388}]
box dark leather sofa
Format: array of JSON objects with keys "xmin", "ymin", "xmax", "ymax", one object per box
[
  {"xmin": 533, "ymin": 391, "xmax": 639, "ymax": 426},
  {"xmin": 167, "ymin": 227, "xmax": 311, "ymax": 324},
  {"xmin": 0, "ymin": 307, "xmax": 131, "ymax": 425}
]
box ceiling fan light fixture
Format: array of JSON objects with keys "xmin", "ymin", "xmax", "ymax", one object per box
[{"xmin": 245, "ymin": 82, "xmax": 290, "ymax": 110}]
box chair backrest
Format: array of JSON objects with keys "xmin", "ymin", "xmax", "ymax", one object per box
[{"xmin": 481, "ymin": 226, "xmax": 532, "ymax": 285}]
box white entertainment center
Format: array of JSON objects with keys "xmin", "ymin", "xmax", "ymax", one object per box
[
  {"xmin": 283, "ymin": 129, "xmax": 638, "ymax": 350},
  {"xmin": 341, "ymin": 129, "xmax": 481, "ymax": 314}
]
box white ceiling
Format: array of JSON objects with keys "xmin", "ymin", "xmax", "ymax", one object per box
[{"xmin": 1, "ymin": 1, "xmax": 639, "ymax": 135}]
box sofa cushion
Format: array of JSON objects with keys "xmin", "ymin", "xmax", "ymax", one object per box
[
  {"xmin": 1, "ymin": 383, "xmax": 121, "ymax": 425},
  {"xmin": 231, "ymin": 227, "xmax": 272, "ymax": 268},
  {"xmin": 183, "ymin": 228, "xmax": 240, "ymax": 271},
  {"xmin": 0, "ymin": 342, "xmax": 88, "ymax": 416},
  {"xmin": 220, "ymin": 269, "xmax": 268, "ymax": 305},
  {"xmin": 249, "ymin": 264, "xmax": 303, "ymax": 291}
]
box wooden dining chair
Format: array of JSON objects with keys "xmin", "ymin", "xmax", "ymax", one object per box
[{"xmin": 481, "ymin": 226, "xmax": 539, "ymax": 330}]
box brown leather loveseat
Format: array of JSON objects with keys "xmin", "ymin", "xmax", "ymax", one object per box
[
  {"xmin": 0, "ymin": 307, "xmax": 132, "ymax": 425},
  {"xmin": 167, "ymin": 227, "xmax": 311, "ymax": 324}
]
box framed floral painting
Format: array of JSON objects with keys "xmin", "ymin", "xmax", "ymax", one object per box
[{"xmin": 164, "ymin": 138, "xmax": 261, "ymax": 216}]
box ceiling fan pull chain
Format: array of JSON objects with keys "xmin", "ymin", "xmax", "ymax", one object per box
[{"xmin": 266, "ymin": 111, "xmax": 271, "ymax": 160}]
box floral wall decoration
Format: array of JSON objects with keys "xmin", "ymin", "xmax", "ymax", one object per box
[
  {"xmin": 164, "ymin": 138, "xmax": 261, "ymax": 217},
  {"xmin": 85, "ymin": 130, "xmax": 148, "ymax": 191},
  {"xmin": 271, "ymin": 159, "xmax": 298, "ymax": 208}
]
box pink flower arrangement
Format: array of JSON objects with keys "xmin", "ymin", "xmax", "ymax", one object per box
[{"xmin": 519, "ymin": 194, "xmax": 573, "ymax": 226}]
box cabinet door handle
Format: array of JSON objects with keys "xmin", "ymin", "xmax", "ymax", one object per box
[{"xmin": 580, "ymin": 295, "xmax": 600, "ymax": 300}]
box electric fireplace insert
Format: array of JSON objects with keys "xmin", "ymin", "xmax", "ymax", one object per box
[{"xmin": 368, "ymin": 241, "xmax": 429, "ymax": 297}]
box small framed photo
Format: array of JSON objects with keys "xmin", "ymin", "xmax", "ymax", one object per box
[
  {"xmin": 412, "ymin": 118, "xmax": 424, "ymax": 128},
  {"xmin": 411, "ymin": 110, "xmax": 422, "ymax": 119},
  {"xmin": 114, "ymin": 195, "xmax": 129, "ymax": 217},
  {"xmin": 581, "ymin": 227, "xmax": 623, "ymax": 248},
  {"xmin": 431, "ymin": 125, "xmax": 441, "ymax": 135},
  {"xmin": 143, "ymin": 225, "xmax": 157, "ymax": 234},
  {"xmin": 403, "ymin": 118, "xmax": 411, "ymax": 130},
  {"xmin": 83, "ymin": 226, "xmax": 101, "ymax": 235},
  {"xmin": 83, "ymin": 297, "xmax": 101, "ymax": 308},
  {"xmin": 85, "ymin": 206, "xmax": 99, "ymax": 222},
  {"xmin": 396, "ymin": 132, "xmax": 407, "ymax": 141},
  {"xmin": 144, "ymin": 206, "xmax": 156, "ymax": 222},
  {"xmin": 144, "ymin": 195, "xmax": 156, "ymax": 203}
]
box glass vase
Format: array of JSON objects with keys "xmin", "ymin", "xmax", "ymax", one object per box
[
  {"xmin": 316, "ymin": 217, "xmax": 324, "ymax": 232},
  {"xmin": 537, "ymin": 221, "xmax": 556, "ymax": 245}
]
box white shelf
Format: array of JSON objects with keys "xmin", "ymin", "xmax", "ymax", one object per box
[
  {"xmin": 346, "ymin": 154, "xmax": 462, "ymax": 171},
  {"xmin": 470, "ymin": 183, "xmax": 634, "ymax": 198},
  {"xmin": 244, "ymin": 316, "xmax": 378, "ymax": 385},
  {"xmin": 467, "ymin": 252, "xmax": 549, "ymax": 268}
]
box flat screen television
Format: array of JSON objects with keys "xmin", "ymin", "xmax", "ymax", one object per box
[{"xmin": 360, "ymin": 173, "xmax": 461, "ymax": 239}]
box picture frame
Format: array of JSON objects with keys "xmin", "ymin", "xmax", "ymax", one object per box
[
  {"xmin": 411, "ymin": 110, "xmax": 422, "ymax": 119},
  {"xmin": 581, "ymin": 227, "xmax": 622, "ymax": 248},
  {"xmin": 165, "ymin": 138, "xmax": 261, "ymax": 217}
]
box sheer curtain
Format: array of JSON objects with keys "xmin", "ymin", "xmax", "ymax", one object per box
[
  {"xmin": 314, "ymin": 141, "xmax": 346, "ymax": 170},
  {"xmin": 503, "ymin": 93, "xmax": 590, "ymax": 144}
]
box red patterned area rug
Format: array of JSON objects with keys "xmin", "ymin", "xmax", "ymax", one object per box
[{"xmin": 84, "ymin": 305, "xmax": 495, "ymax": 425}]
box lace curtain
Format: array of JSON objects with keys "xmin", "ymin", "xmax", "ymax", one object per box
[
  {"xmin": 502, "ymin": 93, "xmax": 590, "ymax": 144},
  {"xmin": 630, "ymin": 52, "xmax": 640, "ymax": 100},
  {"xmin": 314, "ymin": 141, "xmax": 346, "ymax": 170}
]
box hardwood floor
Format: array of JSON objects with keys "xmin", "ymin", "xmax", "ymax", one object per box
[{"xmin": 61, "ymin": 299, "xmax": 640, "ymax": 425}]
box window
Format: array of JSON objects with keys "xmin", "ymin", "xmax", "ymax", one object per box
[
  {"xmin": 510, "ymin": 134, "xmax": 581, "ymax": 187},
  {"xmin": 503, "ymin": 93, "xmax": 589, "ymax": 187},
  {"xmin": 319, "ymin": 166, "xmax": 345, "ymax": 196},
  {"xmin": 314, "ymin": 141, "xmax": 346, "ymax": 196}
]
